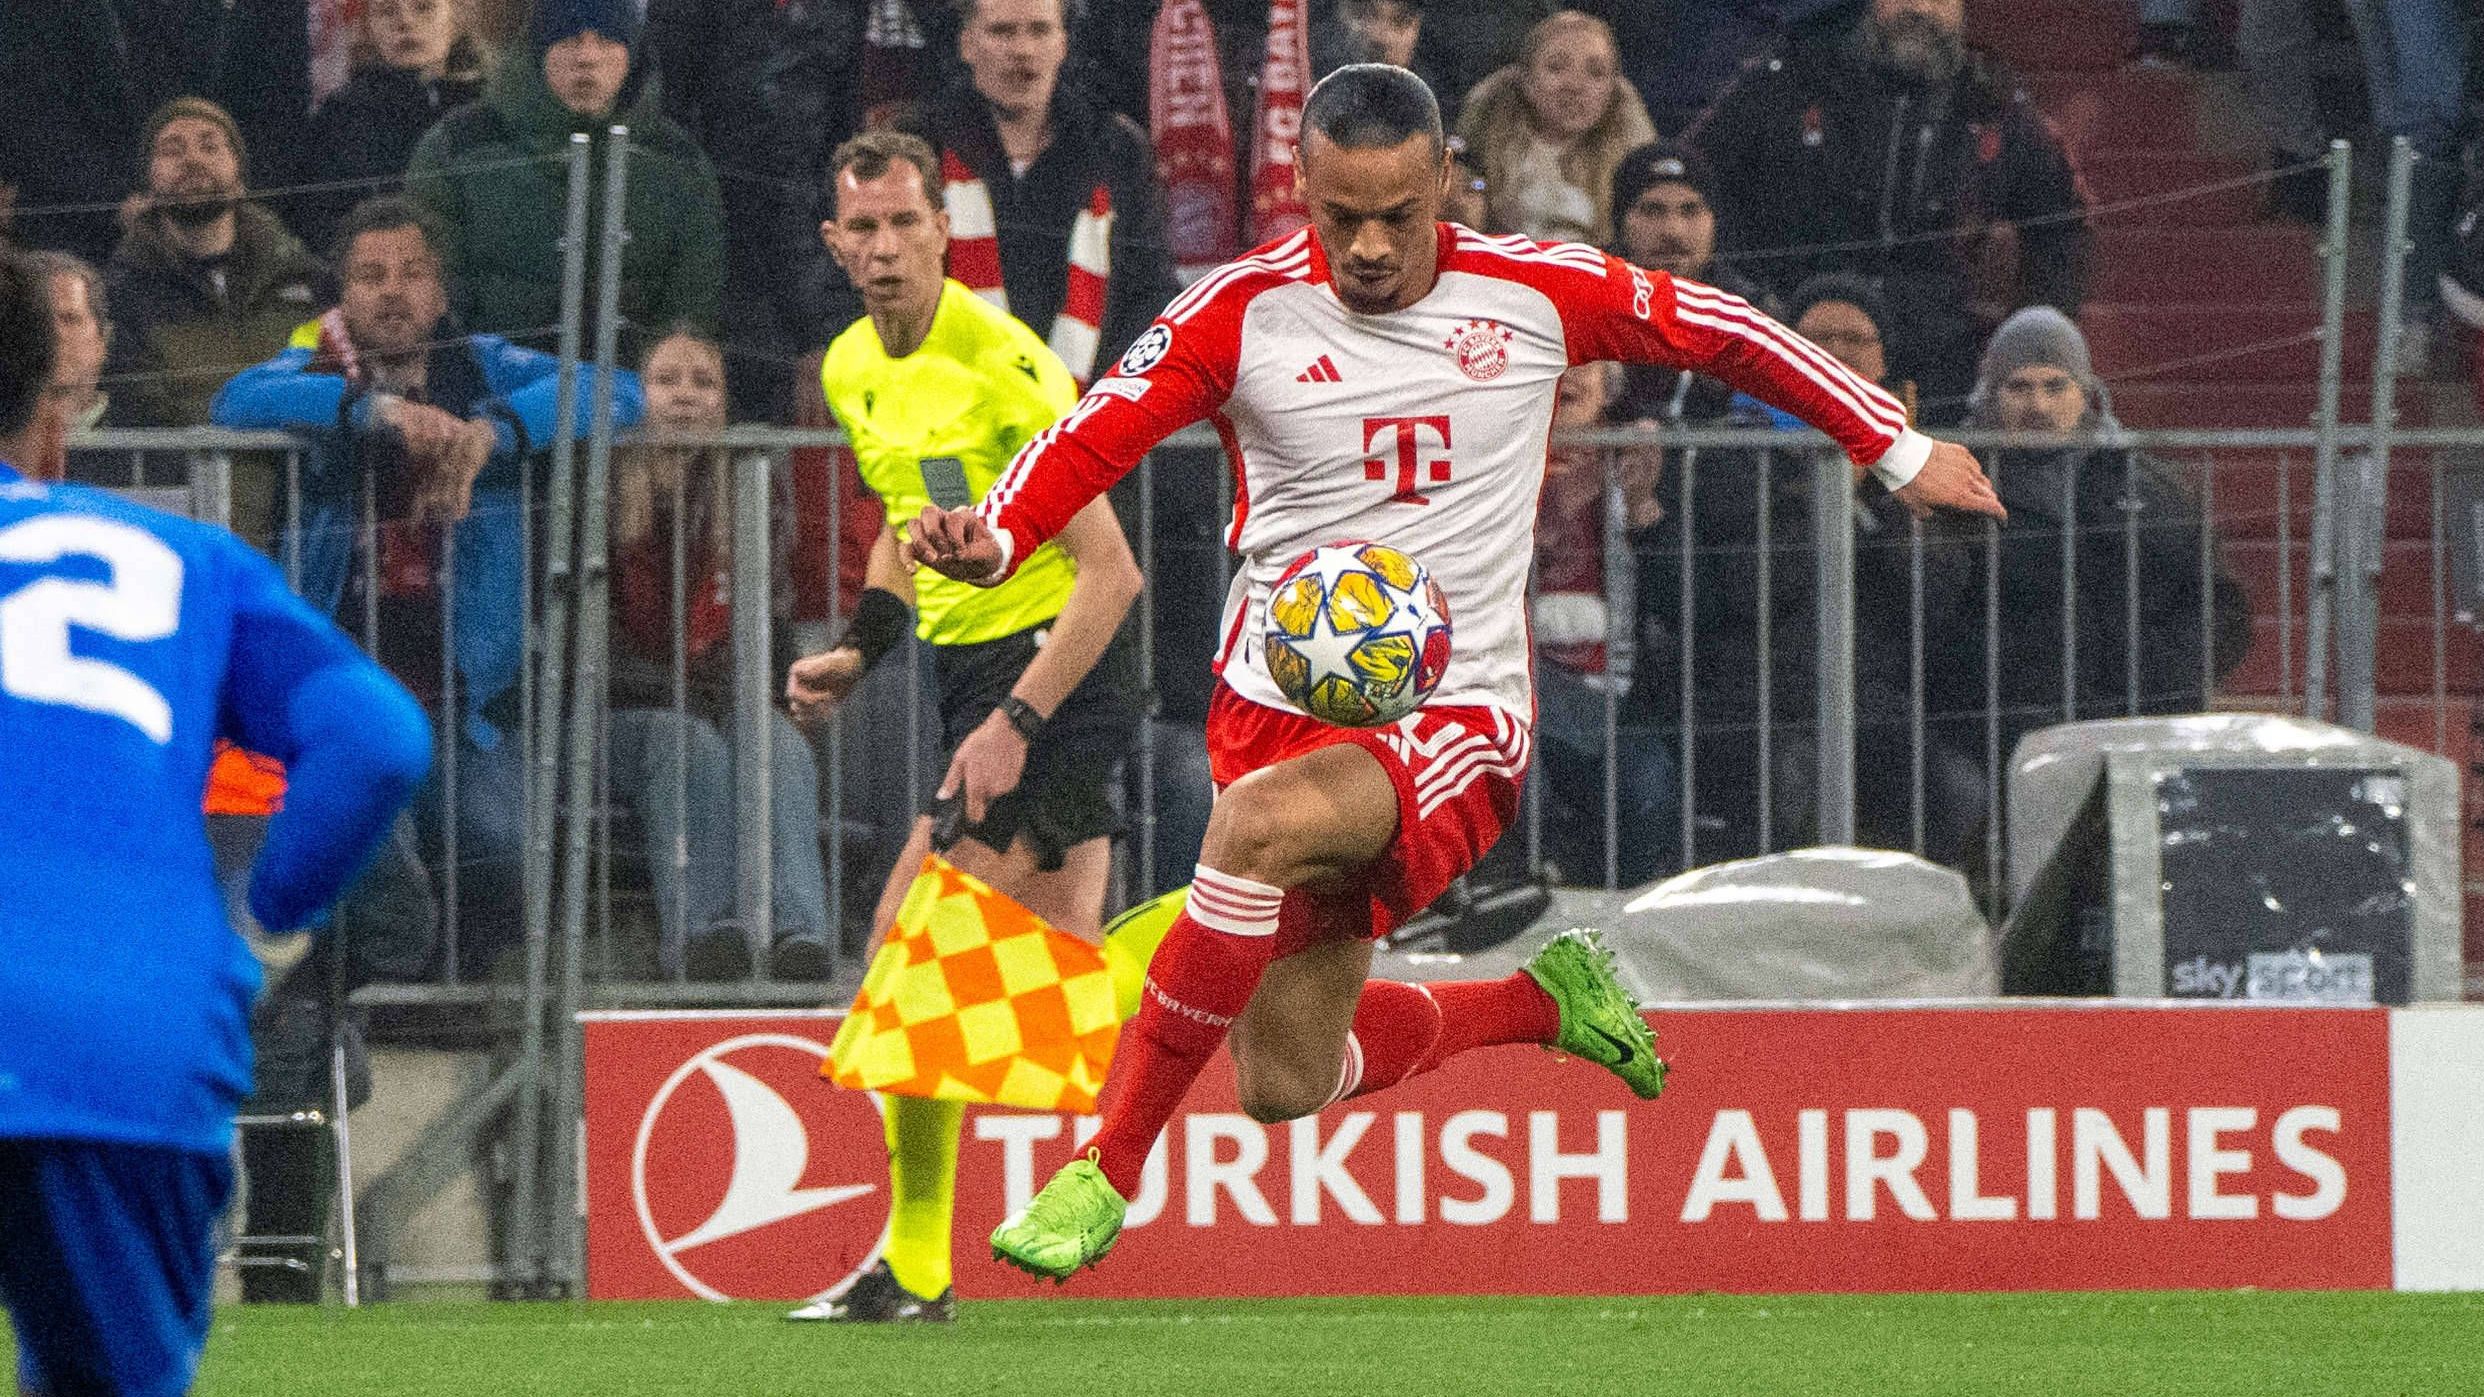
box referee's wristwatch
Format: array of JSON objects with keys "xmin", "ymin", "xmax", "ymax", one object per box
[{"xmin": 997, "ymin": 695, "xmax": 1048, "ymax": 743}]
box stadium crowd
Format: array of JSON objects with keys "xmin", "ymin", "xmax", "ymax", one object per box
[{"xmin": 0, "ymin": 0, "xmax": 2474, "ymax": 933}]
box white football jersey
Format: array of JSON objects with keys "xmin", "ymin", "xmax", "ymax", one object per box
[{"xmin": 982, "ymin": 224, "xmax": 1927, "ymax": 728}]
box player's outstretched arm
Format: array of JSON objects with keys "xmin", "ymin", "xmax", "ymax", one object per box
[
  {"xmin": 937, "ymin": 496, "xmax": 1143, "ymax": 823},
  {"xmin": 1892, "ymin": 439, "xmax": 2007, "ymax": 521},
  {"xmin": 221, "ymin": 547, "xmax": 433, "ymax": 932},
  {"xmin": 1566, "ymin": 258, "xmax": 2001, "ymax": 521},
  {"xmin": 902, "ymin": 504, "xmax": 1007, "ymax": 585},
  {"xmin": 968, "ymin": 298, "xmax": 1242, "ymax": 583}
]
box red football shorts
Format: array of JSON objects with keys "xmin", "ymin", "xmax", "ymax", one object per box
[{"xmin": 1205, "ymin": 685, "xmax": 1532, "ymax": 955}]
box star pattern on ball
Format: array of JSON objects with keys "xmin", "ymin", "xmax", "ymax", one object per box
[{"xmin": 1264, "ymin": 541, "xmax": 1451, "ymax": 727}]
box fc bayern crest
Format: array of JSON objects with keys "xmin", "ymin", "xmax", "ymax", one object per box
[{"xmin": 1443, "ymin": 319, "xmax": 1512, "ymax": 383}]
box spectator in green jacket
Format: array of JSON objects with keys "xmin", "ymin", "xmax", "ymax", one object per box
[{"xmin": 405, "ymin": 0, "xmax": 722, "ymax": 364}]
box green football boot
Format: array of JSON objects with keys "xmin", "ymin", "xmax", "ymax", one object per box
[
  {"xmin": 1521, "ymin": 928, "xmax": 1669, "ymax": 1099},
  {"xmin": 991, "ymin": 1151, "xmax": 1128, "ymax": 1282}
]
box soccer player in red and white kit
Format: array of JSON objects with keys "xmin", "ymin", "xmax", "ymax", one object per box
[{"xmin": 910, "ymin": 65, "xmax": 2007, "ymax": 1280}]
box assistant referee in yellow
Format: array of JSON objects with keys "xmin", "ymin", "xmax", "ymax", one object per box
[{"xmin": 782, "ymin": 130, "xmax": 1148, "ymax": 1322}]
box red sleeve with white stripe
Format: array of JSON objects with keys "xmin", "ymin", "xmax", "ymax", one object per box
[
  {"xmin": 1556, "ymin": 253, "xmax": 1932, "ymax": 488},
  {"xmin": 974, "ymin": 293, "xmax": 1242, "ymax": 579}
]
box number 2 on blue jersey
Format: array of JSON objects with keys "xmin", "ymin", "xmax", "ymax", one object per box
[{"xmin": 0, "ymin": 515, "xmax": 186, "ymax": 743}]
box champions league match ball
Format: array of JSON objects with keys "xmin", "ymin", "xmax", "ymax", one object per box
[{"xmin": 1263, "ymin": 541, "xmax": 1452, "ymax": 728}]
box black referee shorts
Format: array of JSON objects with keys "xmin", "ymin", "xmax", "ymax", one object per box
[{"xmin": 930, "ymin": 621, "xmax": 1145, "ymax": 870}]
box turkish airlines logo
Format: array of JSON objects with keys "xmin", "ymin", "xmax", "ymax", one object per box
[{"xmin": 630, "ymin": 1033, "xmax": 888, "ymax": 1301}]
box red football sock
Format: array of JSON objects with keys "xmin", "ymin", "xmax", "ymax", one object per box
[
  {"xmin": 1086, "ymin": 867, "xmax": 1284, "ymax": 1197},
  {"xmin": 1341, "ymin": 973, "xmax": 1558, "ymax": 1102}
]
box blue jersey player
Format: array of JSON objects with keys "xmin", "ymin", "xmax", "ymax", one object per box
[{"xmin": 0, "ymin": 252, "xmax": 432, "ymax": 1393}]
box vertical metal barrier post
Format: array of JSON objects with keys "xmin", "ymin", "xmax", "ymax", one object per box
[
  {"xmin": 2341, "ymin": 138, "xmax": 2415, "ymax": 734},
  {"xmin": 1135, "ymin": 451, "xmax": 1159, "ymax": 893},
  {"xmin": 191, "ymin": 450, "xmax": 234, "ymax": 532},
  {"xmin": 1600, "ymin": 445, "xmax": 1628, "ymax": 889},
  {"xmin": 1907, "ymin": 518, "xmax": 1927, "ymax": 854},
  {"xmin": 548, "ymin": 126, "xmax": 632, "ymax": 1290},
  {"xmin": 824, "ymin": 440, "xmax": 844, "ymax": 937},
  {"xmin": 669, "ymin": 469, "xmax": 691, "ymax": 974},
  {"xmin": 1981, "ymin": 456, "xmax": 2004, "ymax": 924},
  {"xmin": 733, "ymin": 448, "xmax": 777, "ymax": 950},
  {"xmin": 1755, "ymin": 448, "xmax": 1774, "ymax": 851},
  {"xmin": 510, "ymin": 132, "xmax": 593, "ymax": 1295},
  {"xmin": 1676, "ymin": 449, "xmax": 1697, "ymax": 868},
  {"xmin": 1813, "ymin": 446, "xmax": 1857, "ymax": 845},
  {"xmin": 2304, "ymin": 140, "xmax": 2355, "ymax": 716}
]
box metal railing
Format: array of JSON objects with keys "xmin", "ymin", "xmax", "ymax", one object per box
[{"xmin": 69, "ymin": 418, "xmax": 2475, "ymax": 923}]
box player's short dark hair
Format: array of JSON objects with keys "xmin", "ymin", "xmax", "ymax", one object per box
[
  {"xmin": 331, "ymin": 194, "xmax": 447, "ymax": 271},
  {"xmin": 0, "ymin": 249, "xmax": 61, "ymax": 442},
  {"xmin": 1302, "ymin": 63, "xmax": 1444, "ymax": 160},
  {"xmin": 826, "ymin": 131, "xmax": 943, "ymax": 212}
]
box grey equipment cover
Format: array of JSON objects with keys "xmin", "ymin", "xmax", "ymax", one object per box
[{"xmin": 1389, "ymin": 849, "xmax": 1998, "ymax": 1002}]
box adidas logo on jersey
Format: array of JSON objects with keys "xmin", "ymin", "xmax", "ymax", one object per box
[{"xmin": 1294, "ymin": 355, "xmax": 1343, "ymax": 384}]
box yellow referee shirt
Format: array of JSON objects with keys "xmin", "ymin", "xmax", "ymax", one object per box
[{"xmin": 822, "ymin": 281, "xmax": 1083, "ymax": 646}]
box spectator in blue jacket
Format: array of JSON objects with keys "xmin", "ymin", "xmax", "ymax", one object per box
[{"xmin": 212, "ymin": 194, "xmax": 643, "ymax": 974}]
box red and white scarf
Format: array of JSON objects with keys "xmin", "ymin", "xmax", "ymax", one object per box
[
  {"xmin": 308, "ymin": 0, "xmax": 363, "ymax": 106},
  {"xmin": 941, "ymin": 149, "xmax": 1114, "ymax": 384},
  {"xmin": 1249, "ymin": 0, "xmax": 1311, "ymax": 245},
  {"xmin": 1150, "ymin": 0, "xmax": 1237, "ymax": 278}
]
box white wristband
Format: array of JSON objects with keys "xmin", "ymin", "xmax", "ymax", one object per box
[{"xmin": 1868, "ymin": 428, "xmax": 1934, "ymax": 491}]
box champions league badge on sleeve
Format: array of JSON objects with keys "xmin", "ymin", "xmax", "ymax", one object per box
[{"xmin": 1118, "ymin": 324, "xmax": 1175, "ymax": 377}]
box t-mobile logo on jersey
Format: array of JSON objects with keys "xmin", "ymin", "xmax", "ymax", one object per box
[{"xmin": 1362, "ymin": 416, "xmax": 1453, "ymax": 505}]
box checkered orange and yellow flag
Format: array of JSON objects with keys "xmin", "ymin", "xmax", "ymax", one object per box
[{"xmin": 824, "ymin": 854, "xmax": 1121, "ymax": 1113}]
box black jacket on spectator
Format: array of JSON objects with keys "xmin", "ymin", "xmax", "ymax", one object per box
[
  {"xmin": 1928, "ymin": 444, "xmax": 2251, "ymax": 763},
  {"xmin": 646, "ymin": 0, "xmax": 834, "ymax": 413},
  {"xmin": 0, "ymin": 0, "xmax": 310, "ymax": 265},
  {"xmin": 921, "ymin": 83, "xmax": 1184, "ymax": 374},
  {"xmin": 1689, "ymin": 21, "xmax": 2091, "ymax": 422},
  {"xmin": 296, "ymin": 64, "xmax": 488, "ymax": 255},
  {"xmin": 760, "ymin": 0, "xmax": 969, "ymax": 357},
  {"xmin": 1632, "ymin": 441, "xmax": 1984, "ymax": 861},
  {"xmin": 1585, "ymin": 0, "xmax": 1781, "ymax": 139}
]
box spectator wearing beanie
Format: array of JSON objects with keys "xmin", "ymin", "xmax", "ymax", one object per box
[
  {"xmin": 101, "ymin": 97, "xmax": 328, "ymax": 547},
  {"xmin": 1607, "ymin": 140, "xmax": 1773, "ymax": 426},
  {"xmin": 296, "ymin": 0, "xmax": 495, "ymax": 253},
  {"xmin": 1935, "ymin": 306, "xmax": 2250, "ymax": 762},
  {"xmin": 0, "ymin": 1, "xmax": 312, "ymax": 267},
  {"xmin": 407, "ymin": 0, "xmax": 723, "ymax": 364}
]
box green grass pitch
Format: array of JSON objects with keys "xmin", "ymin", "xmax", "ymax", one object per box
[{"xmin": 45, "ymin": 1291, "xmax": 2476, "ymax": 1395}]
